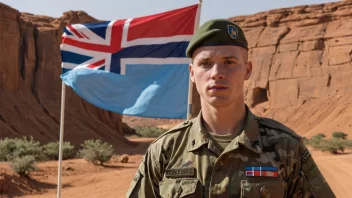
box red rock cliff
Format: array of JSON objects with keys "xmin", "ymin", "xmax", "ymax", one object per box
[
  {"xmin": 1, "ymin": 1, "xmax": 352, "ymax": 147},
  {"xmin": 0, "ymin": 3, "xmax": 135, "ymax": 151}
]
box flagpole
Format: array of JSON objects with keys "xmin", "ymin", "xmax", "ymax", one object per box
[
  {"xmin": 57, "ymin": 81, "xmax": 66, "ymax": 198},
  {"xmin": 187, "ymin": 0, "xmax": 202, "ymax": 120}
]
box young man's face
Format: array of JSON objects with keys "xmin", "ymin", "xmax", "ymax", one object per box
[{"xmin": 189, "ymin": 45, "xmax": 252, "ymax": 108}]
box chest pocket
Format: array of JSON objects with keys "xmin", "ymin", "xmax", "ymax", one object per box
[
  {"xmin": 159, "ymin": 178, "xmax": 202, "ymax": 198},
  {"xmin": 240, "ymin": 180, "xmax": 286, "ymax": 198}
]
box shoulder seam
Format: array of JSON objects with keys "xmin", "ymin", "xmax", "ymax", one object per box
[
  {"xmin": 257, "ymin": 116, "xmax": 302, "ymax": 140},
  {"xmin": 150, "ymin": 120, "xmax": 193, "ymax": 144}
]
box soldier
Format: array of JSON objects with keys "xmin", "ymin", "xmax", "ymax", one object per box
[{"xmin": 126, "ymin": 19, "xmax": 335, "ymax": 198}]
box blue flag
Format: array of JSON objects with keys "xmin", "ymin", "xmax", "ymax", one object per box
[{"xmin": 60, "ymin": 4, "xmax": 199, "ymax": 118}]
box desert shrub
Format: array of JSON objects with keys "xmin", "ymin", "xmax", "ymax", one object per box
[
  {"xmin": 302, "ymin": 137, "xmax": 309, "ymax": 145},
  {"xmin": 306, "ymin": 134, "xmax": 325, "ymax": 149},
  {"xmin": 316, "ymin": 133, "xmax": 326, "ymax": 139},
  {"xmin": 305, "ymin": 133, "xmax": 352, "ymax": 154},
  {"xmin": 43, "ymin": 141, "xmax": 75, "ymax": 160},
  {"xmin": 0, "ymin": 138, "xmax": 17, "ymax": 161},
  {"xmin": 135, "ymin": 126, "xmax": 167, "ymax": 138},
  {"xmin": 344, "ymin": 139, "xmax": 352, "ymax": 148},
  {"xmin": 0, "ymin": 137, "xmax": 42, "ymax": 161},
  {"xmin": 319, "ymin": 139, "xmax": 345, "ymax": 154},
  {"xmin": 9, "ymin": 155, "xmax": 37, "ymax": 176},
  {"xmin": 334, "ymin": 139, "xmax": 352, "ymax": 149},
  {"xmin": 12, "ymin": 137, "xmax": 42, "ymax": 160},
  {"xmin": 77, "ymin": 139, "xmax": 114, "ymax": 165},
  {"xmin": 332, "ymin": 132, "xmax": 348, "ymax": 140}
]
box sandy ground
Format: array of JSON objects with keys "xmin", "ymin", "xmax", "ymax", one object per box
[
  {"xmin": 311, "ymin": 150, "xmax": 352, "ymax": 197},
  {"xmin": 0, "ymin": 138, "xmax": 351, "ymax": 198}
]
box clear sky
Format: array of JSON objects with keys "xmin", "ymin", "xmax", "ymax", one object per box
[{"xmin": 1, "ymin": 0, "xmax": 340, "ymax": 24}]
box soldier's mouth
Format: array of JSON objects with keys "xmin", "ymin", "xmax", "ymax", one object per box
[{"xmin": 208, "ymin": 84, "xmax": 228, "ymax": 90}]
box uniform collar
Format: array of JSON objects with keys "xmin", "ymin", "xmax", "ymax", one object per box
[
  {"xmin": 186, "ymin": 105, "xmax": 262, "ymax": 155},
  {"xmin": 186, "ymin": 110, "xmax": 209, "ymax": 152},
  {"xmin": 233, "ymin": 108, "xmax": 262, "ymax": 154}
]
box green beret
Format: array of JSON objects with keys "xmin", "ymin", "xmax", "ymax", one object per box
[{"xmin": 186, "ymin": 19, "xmax": 248, "ymax": 58}]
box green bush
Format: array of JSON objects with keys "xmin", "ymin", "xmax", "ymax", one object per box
[
  {"xmin": 9, "ymin": 155, "xmax": 37, "ymax": 176},
  {"xmin": 0, "ymin": 137, "xmax": 42, "ymax": 161},
  {"xmin": 302, "ymin": 137, "xmax": 309, "ymax": 145},
  {"xmin": 0, "ymin": 138, "xmax": 17, "ymax": 161},
  {"xmin": 344, "ymin": 139, "xmax": 352, "ymax": 148},
  {"xmin": 316, "ymin": 133, "xmax": 326, "ymax": 139},
  {"xmin": 77, "ymin": 139, "xmax": 114, "ymax": 165},
  {"xmin": 306, "ymin": 134, "xmax": 325, "ymax": 149},
  {"xmin": 305, "ymin": 133, "xmax": 352, "ymax": 154},
  {"xmin": 320, "ymin": 139, "xmax": 345, "ymax": 154},
  {"xmin": 135, "ymin": 126, "xmax": 167, "ymax": 138},
  {"xmin": 43, "ymin": 141, "xmax": 75, "ymax": 160},
  {"xmin": 332, "ymin": 132, "xmax": 348, "ymax": 140}
]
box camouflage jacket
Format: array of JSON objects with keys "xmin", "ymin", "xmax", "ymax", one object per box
[{"xmin": 126, "ymin": 107, "xmax": 335, "ymax": 198}]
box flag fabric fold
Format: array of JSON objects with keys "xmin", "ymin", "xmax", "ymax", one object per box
[{"xmin": 60, "ymin": 4, "xmax": 199, "ymax": 118}]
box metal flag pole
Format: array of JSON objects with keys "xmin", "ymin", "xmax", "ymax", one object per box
[
  {"xmin": 187, "ymin": 0, "xmax": 202, "ymax": 120},
  {"xmin": 57, "ymin": 81, "xmax": 66, "ymax": 198}
]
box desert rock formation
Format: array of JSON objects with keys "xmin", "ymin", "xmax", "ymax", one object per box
[
  {"xmin": 0, "ymin": 3, "xmax": 135, "ymax": 151},
  {"xmin": 0, "ymin": 1, "xmax": 352, "ymax": 150}
]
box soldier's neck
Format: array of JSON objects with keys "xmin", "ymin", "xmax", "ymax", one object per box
[{"xmin": 201, "ymin": 101, "xmax": 246, "ymax": 136}]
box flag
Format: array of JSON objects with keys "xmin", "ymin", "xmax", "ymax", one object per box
[
  {"xmin": 245, "ymin": 166, "xmax": 279, "ymax": 177},
  {"xmin": 60, "ymin": 4, "xmax": 199, "ymax": 119}
]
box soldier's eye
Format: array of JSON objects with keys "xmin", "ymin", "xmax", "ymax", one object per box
[
  {"xmin": 199, "ymin": 61, "xmax": 211, "ymax": 67},
  {"xmin": 224, "ymin": 60, "xmax": 235, "ymax": 64}
]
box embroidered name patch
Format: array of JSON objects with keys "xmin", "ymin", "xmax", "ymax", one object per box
[
  {"xmin": 245, "ymin": 166, "xmax": 278, "ymax": 177},
  {"xmin": 302, "ymin": 149, "xmax": 311, "ymax": 163},
  {"xmin": 165, "ymin": 168, "xmax": 195, "ymax": 178}
]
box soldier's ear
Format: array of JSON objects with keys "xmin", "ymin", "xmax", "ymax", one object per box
[
  {"xmin": 244, "ymin": 61, "xmax": 252, "ymax": 80},
  {"xmin": 189, "ymin": 63, "xmax": 195, "ymax": 83}
]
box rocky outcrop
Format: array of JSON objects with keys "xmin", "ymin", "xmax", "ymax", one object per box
[
  {"xmin": 1, "ymin": 1, "xmax": 352, "ymax": 147},
  {"xmin": 0, "ymin": 3, "xmax": 135, "ymax": 152},
  {"xmin": 189, "ymin": 1, "xmax": 352, "ymax": 137}
]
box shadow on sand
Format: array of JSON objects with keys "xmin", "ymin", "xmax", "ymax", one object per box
[{"xmin": 0, "ymin": 173, "xmax": 72, "ymax": 197}]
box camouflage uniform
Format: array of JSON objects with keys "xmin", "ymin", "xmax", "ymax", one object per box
[
  {"xmin": 126, "ymin": 18, "xmax": 335, "ymax": 198},
  {"xmin": 126, "ymin": 106, "xmax": 335, "ymax": 197}
]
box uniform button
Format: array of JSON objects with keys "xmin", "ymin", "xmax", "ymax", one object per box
[{"xmin": 260, "ymin": 186, "xmax": 269, "ymax": 196}]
